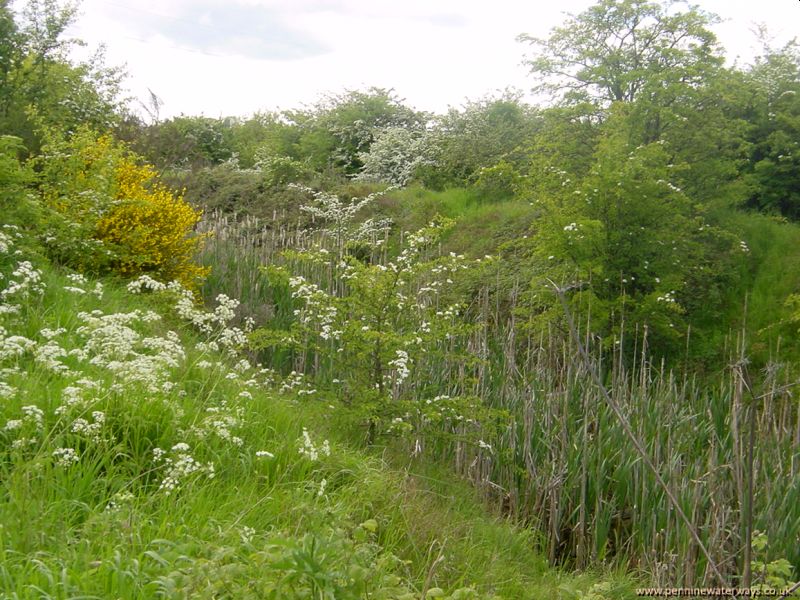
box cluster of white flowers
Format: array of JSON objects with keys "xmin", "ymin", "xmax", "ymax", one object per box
[
  {"xmin": 212, "ymin": 294, "xmax": 239, "ymax": 324},
  {"xmin": 656, "ymin": 291, "xmax": 677, "ymax": 304},
  {"xmin": 279, "ymin": 371, "xmax": 311, "ymax": 395},
  {"xmin": 1, "ymin": 261, "xmax": 45, "ymax": 302},
  {"xmin": 55, "ymin": 379, "xmax": 101, "ymax": 416},
  {"xmin": 293, "ymin": 184, "xmax": 379, "ymax": 235},
  {"xmin": 232, "ymin": 358, "xmax": 251, "ymax": 374},
  {"xmin": 0, "ymin": 380, "xmax": 15, "ymax": 399},
  {"xmin": 350, "ymin": 217, "xmax": 393, "ymax": 244},
  {"xmin": 216, "ymin": 325, "xmax": 249, "ymax": 355},
  {"xmin": 740, "ymin": 240, "xmax": 750, "ymax": 253},
  {"xmin": 52, "ymin": 447, "xmax": 80, "ymax": 468},
  {"xmin": 67, "ymin": 273, "xmax": 88, "ymax": 286},
  {"xmin": 34, "ymin": 339, "xmax": 73, "ymax": 375},
  {"xmin": 656, "ymin": 179, "xmax": 682, "ymax": 193},
  {"xmin": 298, "ymin": 428, "xmax": 330, "ymax": 461},
  {"xmin": 153, "ymin": 443, "xmax": 215, "ymax": 495},
  {"xmin": 20, "ymin": 404, "xmax": 43, "ymax": 427},
  {"xmin": 70, "ymin": 411, "xmax": 107, "ymax": 444},
  {"xmin": 417, "ymin": 254, "xmax": 465, "ymax": 300},
  {"xmin": 128, "ymin": 276, "xmax": 251, "ymax": 356},
  {"xmin": 75, "ymin": 310, "xmax": 185, "ymax": 393},
  {"xmin": 239, "ymin": 525, "xmax": 256, "ymax": 544},
  {"xmin": 64, "ymin": 273, "xmax": 104, "ymax": 299},
  {"xmin": 5, "ymin": 404, "xmax": 45, "ymax": 450},
  {"xmin": 173, "ymin": 290, "xmax": 242, "ymax": 336},
  {"xmin": 287, "ymin": 276, "xmax": 341, "ymax": 340},
  {"xmin": 0, "ymin": 230, "xmax": 14, "ymax": 254},
  {"xmin": 126, "ymin": 275, "xmax": 171, "ymax": 294},
  {"xmin": 388, "ymin": 349, "xmax": 411, "ymax": 385},
  {"xmin": 258, "ymin": 367, "xmax": 278, "ymax": 387},
  {"xmin": 0, "ymin": 328, "xmax": 36, "ymax": 361},
  {"xmin": 41, "ymin": 327, "xmax": 67, "ymax": 340},
  {"xmin": 192, "ymin": 403, "xmax": 244, "ymax": 447}
]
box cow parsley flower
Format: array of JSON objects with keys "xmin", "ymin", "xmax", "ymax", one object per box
[
  {"xmin": 53, "ymin": 447, "xmax": 80, "ymax": 467},
  {"xmin": 298, "ymin": 428, "xmax": 330, "ymax": 461}
]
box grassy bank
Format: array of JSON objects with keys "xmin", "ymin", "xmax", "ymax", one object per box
[{"xmin": 0, "ymin": 231, "xmax": 631, "ymax": 599}]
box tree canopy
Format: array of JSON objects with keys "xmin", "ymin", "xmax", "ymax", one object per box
[{"xmin": 518, "ymin": 0, "xmax": 723, "ymax": 106}]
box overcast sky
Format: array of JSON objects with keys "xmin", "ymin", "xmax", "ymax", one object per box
[{"xmin": 55, "ymin": 0, "xmax": 799, "ymax": 119}]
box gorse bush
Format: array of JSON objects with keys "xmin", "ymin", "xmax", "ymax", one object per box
[
  {"xmin": 96, "ymin": 160, "xmax": 209, "ymax": 290},
  {"xmin": 36, "ymin": 127, "xmax": 208, "ymax": 290}
]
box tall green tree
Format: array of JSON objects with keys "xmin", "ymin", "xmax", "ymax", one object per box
[
  {"xmin": 0, "ymin": 0, "xmax": 125, "ymax": 152},
  {"xmin": 513, "ymin": 105, "xmax": 742, "ymax": 358},
  {"xmin": 743, "ymin": 39, "xmax": 800, "ymax": 219},
  {"xmin": 518, "ymin": 0, "xmax": 722, "ymax": 107},
  {"xmin": 519, "ymin": 0, "xmax": 749, "ymax": 207}
]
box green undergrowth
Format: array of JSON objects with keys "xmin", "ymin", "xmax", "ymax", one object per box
[
  {"xmin": 707, "ymin": 209, "xmax": 800, "ymax": 366},
  {"xmin": 358, "ymin": 185, "xmax": 538, "ymax": 258},
  {"xmin": 0, "ymin": 236, "xmax": 634, "ymax": 598}
]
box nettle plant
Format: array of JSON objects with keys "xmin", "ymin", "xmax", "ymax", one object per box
[
  {"xmin": 750, "ymin": 531, "xmax": 799, "ymax": 594},
  {"xmin": 254, "ymin": 189, "xmax": 498, "ymax": 449}
]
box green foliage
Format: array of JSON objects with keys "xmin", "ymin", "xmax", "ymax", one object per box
[
  {"xmin": 0, "ymin": 0, "xmax": 124, "ymax": 153},
  {"xmin": 516, "ymin": 105, "xmax": 742, "ymax": 355},
  {"xmin": 518, "ymin": 0, "xmax": 723, "ymax": 106},
  {"xmin": 254, "ymin": 151, "xmax": 313, "ymax": 188},
  {"xmin": 165, "ymin": 162, "xmax": 310, "ymax": 218},
  {"xmin": 750, "ymin": 532, "xmax": 799, "ymax": 594},
  {"xmin": 518, "ymin": 0, "xmax": 748, "ymax": 208},
  {"xmin": 0, "ymin": 136, "xmax": 40, "ymax": 231},
  {"xmin": 228, "ymin": 111, "xmax": 300, "ymax": 169},
  {"xmin": 134, "ymin": 115, "xmax": 236, "ymax": 170},
  {"xmin": 286, "ymin": 87, "xmax": 426, "ymax": 175},
  {"xmin": 743, "ymin": 40, "xmax": 800, "ymax": 219},
  {"xmin": 421, "ymin": 93, "xmax": 538, "ymax": 189},
  {"xmin": 472, "ymin": 159, "xmax": 522, "ymax": 202}
]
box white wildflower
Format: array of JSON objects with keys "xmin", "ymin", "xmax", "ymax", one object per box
[{"xmin": 53, "ymin": 447, "xmax": 80, "ymax": 467}]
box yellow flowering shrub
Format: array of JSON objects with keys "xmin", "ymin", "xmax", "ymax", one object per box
[
  {"xmin": 38, "ymin": 127, "xmax": 209, "ymax": 290},
  {"xmin": 95, "ymin": 158, "xmax": 209, "ymax": 290}
]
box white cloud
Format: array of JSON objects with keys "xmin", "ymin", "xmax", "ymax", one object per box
[{"xmin": 59, "ymin": 0, "xmax": 799, "ymax": 118}]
